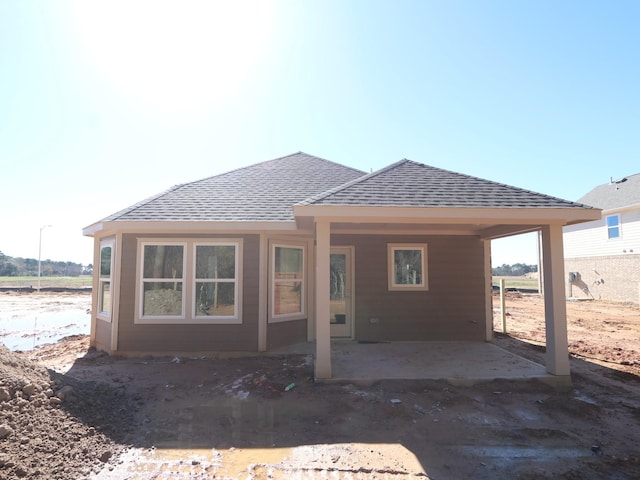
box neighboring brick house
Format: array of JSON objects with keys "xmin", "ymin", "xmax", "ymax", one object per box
[
  {"xmin": 83, "ymin": 152, "xmax": 599, "ymax": 380},
  {"xmin": 564, "ymin": 173, "xmax": 640, "ymax": 303}
]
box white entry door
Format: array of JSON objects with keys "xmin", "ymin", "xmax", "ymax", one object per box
[{"xmin": 330, "ymin": 247, "xmax": 353, "ymax": 338}]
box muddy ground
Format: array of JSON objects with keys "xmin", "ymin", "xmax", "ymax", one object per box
[{"xmin": 0, "ymin": 291, "xmax": 639, "ymax": 479}]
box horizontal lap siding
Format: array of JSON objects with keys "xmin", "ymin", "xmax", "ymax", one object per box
[
  {"xmin": 116, "ymin": 233, "xmax": 260, "ymax": 353},
  {"xmin": 94, "ymin": 319, "xmax": 112, "ymax": 352},
  {"xmin": 333, "ymin": 234, "xmax": 486, "ymax": 342},
  {"xmin": 267, "ymin": 320, "xmax": 307, "ymax": 350},
  {"xmin": 565, "ymin": 255, "xmax": 640, "ymax": 303}
]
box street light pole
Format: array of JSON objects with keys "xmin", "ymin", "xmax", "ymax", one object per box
[{"xmin": 38, "ymin": 225, "xmax": 52, "ymax": 292}]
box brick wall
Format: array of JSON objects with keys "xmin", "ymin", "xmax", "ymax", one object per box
[{"xmin": 564, "ymin": 254, "xmax": 640, "ymax": 303}]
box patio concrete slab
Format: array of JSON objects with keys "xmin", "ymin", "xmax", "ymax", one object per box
[{"xmin": 271, "ymin": 341, "xmax": 559, "ymax": 386}]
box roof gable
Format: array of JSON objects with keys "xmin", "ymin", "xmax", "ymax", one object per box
[
  {"xmin": 577, "ymin": 173, "xmax": 640, "ymax": 211},
  {"xmin": 299, "ymin": 159, "xmax": 590, "ymax": 209},
  {"xmin": 102, "ymin": 152, "xmax": 365, "ymax": 222}
]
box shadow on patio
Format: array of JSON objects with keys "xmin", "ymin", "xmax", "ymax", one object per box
[{"xmin": 271, "ymin": 341, "xmax": 562, "ymax": 386}]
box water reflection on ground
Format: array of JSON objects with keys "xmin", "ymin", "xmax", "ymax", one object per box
[{"xmin": 0, "ymin": 309, "xmax": 90, "ymax": 350}]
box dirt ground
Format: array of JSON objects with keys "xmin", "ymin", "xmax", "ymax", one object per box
[{"xmin": 0, "ymin": 291, "xmax": 639, "ymax": 479}]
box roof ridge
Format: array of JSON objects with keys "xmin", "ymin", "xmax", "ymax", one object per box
[
  {"xmin": 297, "ymin": 159, "xmax": 409, "ymax": 205},
  {"xmin": 181, "ymin": 151, "xmax": 364, "ymax": 186},
  {"xmin": 186, "ymin": 152, "xmax": 303, "ymax": 185}
]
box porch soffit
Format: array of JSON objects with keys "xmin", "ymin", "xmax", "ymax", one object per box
[{"xmin": 293, "ymin": 205, "xmax": 601, "ymax": 239}]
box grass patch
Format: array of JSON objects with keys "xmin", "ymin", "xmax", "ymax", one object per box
[
  {"xmin": 0, "ymin": 276, "xmax": 92, "ymax": 288},
  {"xmin": 493, "ymin": 276, "xmax": 538, "ymax": 290}
]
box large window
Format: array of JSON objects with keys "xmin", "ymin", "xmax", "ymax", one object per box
[
  {"xmin": 137, "ymin": 240, "xmax": 241, "ymax": 323},
  {"xmin": 606, "ymin": 214, "xmax": 620, "ymax": 239},
  {"xmin": 388, "ymin": 244, "xmax": 428, "ymax": 291},
  {"xmin": 98, "ymin": 239, "xmax": 115, "ymax": 319},
  {"xmin": 272, "ymin": 244, "xmax": 305, "ymax": 320}
]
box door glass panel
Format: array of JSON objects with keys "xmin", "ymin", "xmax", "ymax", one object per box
[{"xmin": 330, "ymin": 253, "xmax": 347, "ymax": 324}]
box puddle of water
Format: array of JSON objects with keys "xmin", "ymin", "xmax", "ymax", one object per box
[
  {"xmin": 91, "ymin": 447, "xmax": 294, "ymax": 479},
  {"xmin": 0, "ymin": 310, "xmax": 90, "ymax": 351},
  {"xmin": 101, "ymin": 397, "xmax": 426, "ymax": 479},
  {"xmin": 93, "ymin": 444, "xmax": 424, "ymax": 479}
]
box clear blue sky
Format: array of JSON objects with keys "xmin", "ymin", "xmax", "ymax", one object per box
[{"xmin": 1, "ymin": 1, "xmax": 638, "ymax": 267}]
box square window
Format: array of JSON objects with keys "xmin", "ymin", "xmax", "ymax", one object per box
[{"xmin": 388, "ymin": 244, "xmax": 428, "ymax": 291}]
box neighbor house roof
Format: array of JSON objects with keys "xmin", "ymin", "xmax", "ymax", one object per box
[
  {"xmin": 100, "ymin": 152, "xmax": 365, "ymax": 222},
  {"xmin": 577, "ymin": 173, "xmax": 640, "ymax": 211},
  {"xmin": 298, "ymin": 159, "xmax": 592, "ymax": 209}
]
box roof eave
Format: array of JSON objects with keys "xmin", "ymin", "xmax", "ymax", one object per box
[
  {"xmin": 82, "ymin": 220, "xmax": 303, "ymax": 237},
  {"xmin": 293, "ymin": 205, "xmax": 602, "ymax": 225},
  {"xmin": 599, "ymin": 203, "xmax": 640, "ymax": 215}
]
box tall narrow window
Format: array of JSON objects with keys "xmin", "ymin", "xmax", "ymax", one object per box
[
  {"xmin": 98, "ymin": 240, "xmax": 114, "ymax": 318},
  {"xmin": 273, "ymin": 245, "xmax": 305, "ymax": 318},
  {"xmin": 141, "ymin": 244, "xmax": 185, "ymax": 317},
  {"xmin": 194, "ymin": 244, "xmax": 238, "ymax": 318},
  {"xmin": 388, "ymin": 244, "xmax": 428, "ymax": 291},
  {"xmin": 606, "ymin": 214, "xmax": 620, "ymax": 239}
]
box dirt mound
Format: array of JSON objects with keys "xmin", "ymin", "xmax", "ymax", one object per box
[{"xmin": 0, "ymin": 343, "xmax": 136, "ymax": 479}]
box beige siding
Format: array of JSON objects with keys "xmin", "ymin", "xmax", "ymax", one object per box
[
  {"xmin": 332, "ymin": 234, "xmax": 487, "ymax": 342},
  {"xmin": 115, "ymin": 233, "xmax": 260, "ymax": 353},
  {"xmin": 564, "ymin": 209, "xmax": 640, "ymax": 258},
  {"xmin": 94, "ymin": 319, "xmax": 112, "ymax": 352},
  {"xmin": 267, "ymin": 320, "xmax": 307, "ymax": 350}
]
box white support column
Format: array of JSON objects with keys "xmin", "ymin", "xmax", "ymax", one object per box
[
  {"xmin": 110, "ymin": 233, "xmax": 122, "ymax": 353},
  {"xmin": 541, "ymin": 224, "xmax": 570, "ymax": 376},
  {"xmin": 90, "ymin": 237, "xmax": 100, "ymax": 348},
  {"xmin": 483, "ymin": 239, "xmax": 494, "ymax": 341},
  {"xmin": 314, "ymin": 219, "xmax": 332, "ymax": 379},
  {"xmin": 537, "ymin": 230, "xmax": 544, "ymax": 296},
  {"xmin": 258, "ymin": 233, "xmax": 268, "ymax": 352}
]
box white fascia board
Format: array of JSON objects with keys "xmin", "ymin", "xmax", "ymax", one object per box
[
  {"xmin": 293, "ymin": 205, "xmax": 602, "ymax": 224},
  {"xmin": 83, "ymin": 222, "xmax": 104, "ymax": 237},
  {"xmin": 83, "ymin": 220, "xmax": 302, "ymax": 236},
  {"xmin": 601, "ymin": 203, "xmax": 640, "ymax": 215}
]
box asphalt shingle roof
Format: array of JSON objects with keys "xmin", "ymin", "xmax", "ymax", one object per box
[
  {"xmin": 102, "ymin": 152, "xmax": 365, "ymax": 222},
  {"xmin": 101, "ymin": 154, "xmax": 593, "ymax": 224},
  {"xmin": 298, "ymin": 160, "xmax": 589, "ymax": 209},
  {"xmin": 577, "ymin": 173, "xmax": 640, "ymax": 210}
]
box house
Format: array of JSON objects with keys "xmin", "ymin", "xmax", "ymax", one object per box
[
  {"xmin": 564, "ymin": 173, "xmax": 640, "ymax": 303},
  {"xmin": 83, "ymin": 152, "xmax": 600, "ymax": 381}
]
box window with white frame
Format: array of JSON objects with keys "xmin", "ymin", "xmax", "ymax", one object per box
[
  {"xmin": 272, "ymin": 244, "xmax": 305, "ymax": 320},
  {"xmin": 606, "ymin": 214, "xmax": 620, "ymax": 239},
  {"xmin": 98, "ymin": 239, "xmax": 114, "ymax": 319},
  {"xmin": 194, "ymin": 243, "xmax": 238, "ymax": 318},
  {"xmin": 141, "ymin": 243, "xmax": 185, "ymax": 317},
  {"xmin": 388, "ymin": 243, "xmax": 428, "ymax": 291},
  {"xmin": 138, "ymin": 240, "xmax": 241, "ymax": 323}
]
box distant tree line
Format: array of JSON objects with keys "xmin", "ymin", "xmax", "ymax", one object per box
[
  {"xmin": 492, "ymin": 263, "xmax": 537, "ymax": 276},
  {"xmin": 0, "ymin": 251, "xmax": 92, "ymax": 277}
]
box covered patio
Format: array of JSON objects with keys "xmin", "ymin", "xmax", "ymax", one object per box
[{"xmin": 271, "ymin": 340, "xmax": 563, "ymax": 387}]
